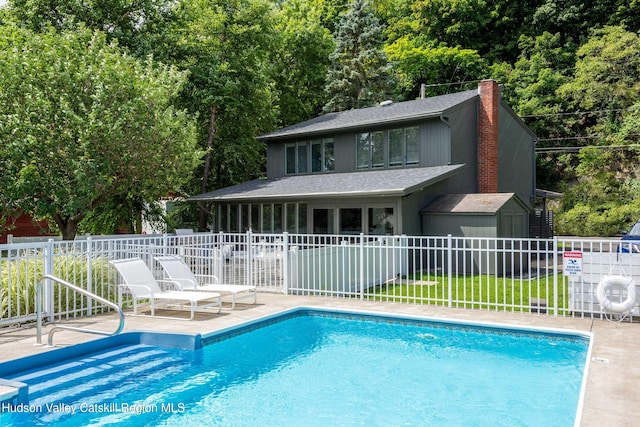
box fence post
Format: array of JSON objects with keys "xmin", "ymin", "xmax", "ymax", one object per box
[
  {"xmin": 86, "ymin": 237, "xmax": 93, "ymax": 316},
  {"xmin": 553, "ymin": 236, "xmax": 559, "ymax": 317},
  {"xmin": 45, "ymin": 238, "xmax": 55, "ymax": 323},
  {"xmin": 282, "ymin": 232, "xmax": 289, "ymax": 294},
  {"xmin": 246, "ymin": 229, "xmax": 252, "ymax": 288},
  {"xmin": 447, "ymin": 234, "xmax": 453, "ymax": 308},
  {"xmin": 162, "ymin": 233, "xmax": 169, "ymax": 256},
  {"xmin": 360, "ymin": 233, "xmax": 365, "ymax": 301},
  {"xmin": 218, "ymin": 231, "xmax": 225, "ymax": 283}
]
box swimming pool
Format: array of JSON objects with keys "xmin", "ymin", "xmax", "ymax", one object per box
[{"xmin": 0, "ymin": 308, "xmax": 591, "ymax": 426}]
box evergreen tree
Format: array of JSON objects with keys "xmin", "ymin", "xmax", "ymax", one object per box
[{"xmin": 323, "ymin": 0, "xmax": 394, "ymax": 112}]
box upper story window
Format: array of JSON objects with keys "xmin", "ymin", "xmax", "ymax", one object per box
[
  {"xmin": 357, "ymin": 126, "xmax": 420, "ymax": 170},
  {"xmin": 357, "ymin": 131, "xmax": 385, "ymax": 169},
  {"xmin": 286, "ymin": 138, "xmax": 334, "ymax": 174}
]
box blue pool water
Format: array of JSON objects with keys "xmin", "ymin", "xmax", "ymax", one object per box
[{"xmin": 0, "ymin": 309, "xmax": 590, "ymax": 426}]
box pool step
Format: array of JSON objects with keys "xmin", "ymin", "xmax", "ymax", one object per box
[{"xmin": 8, "ymin": 344, "xmax": 190, "ymax": 405}]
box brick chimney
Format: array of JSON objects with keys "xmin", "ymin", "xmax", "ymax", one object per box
[{"xmin": 477, "ymin": 79, "xmax": 499, "ymax": 193}]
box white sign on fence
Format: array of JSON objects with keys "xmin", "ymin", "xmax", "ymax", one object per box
[{"xmin": 563, "ymin": 251, "xmax": 583, "ymax": 276}]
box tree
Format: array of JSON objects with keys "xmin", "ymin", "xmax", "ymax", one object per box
[
  {"xmin": 172, "ymin": 0, "xmax": 278, "ymax": 230},
  {"xmin": 272, "ymin": 0, "xmax": 334, "ymax": 126},
  {"xmin": 408, "ymin": 0, "xmax": 538, "ymax": 63},
  {"xmin": 385, "ymin": 36, "xmax": 487, "ymax": 100},
  {"xmin": 553, "ymin": 26, "xmax": 640, "ymax": 235},
  {"xmin": 559, "ymin": 26, "xmax": 640, "ymax": 123},
  {"xmin": 532, "ymin": 0, "xmax": 620, "ymax": 46},
  {"xmin": 6, "ymin": 0, "xmax": 176, "ymax": 59},
  {"xmin": 498, "ymin": 32, "xmax": 577, "ymax": 191},
  {"xmin": 0, "ymin": 25, "xmax": 201, "ymax": 239},
  {"xmin": 323, "ymin": 0, "xmax": 395, "ymax": 112}
]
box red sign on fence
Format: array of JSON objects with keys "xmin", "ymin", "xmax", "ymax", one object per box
[{"xmin": 563, "ymin": 251, "xmax": 583, "ymax": 277}]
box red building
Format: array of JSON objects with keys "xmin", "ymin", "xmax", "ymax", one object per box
[{"xmin": 1, "ymin": 212, "xmax": 54, "ymax": 244}]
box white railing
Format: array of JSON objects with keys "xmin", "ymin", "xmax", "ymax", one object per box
[
  {"xmin": 36, "ymin": 274, "xmax": 125, "ymax": 346},
  {"xmin": 1, "ymin": 232, "xmax": 637, "ymax": 327}
]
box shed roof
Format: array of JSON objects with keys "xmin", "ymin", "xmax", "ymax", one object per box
[
  {"xmin": 190, "ymin": 164, "xmax": 465, "ymax": 202},
  {"xmin": 259, "ymin": 89, "xmax": 477, "ymax": 141},
  {"xmin": 421, "ymin": 193, "xmax": 519, "ymax": 214}
]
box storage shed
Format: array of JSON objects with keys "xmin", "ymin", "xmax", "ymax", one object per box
[
  {"xmin": 421, "ymin": 193, "xmax": 530, "ymax": 275},
  {"xmin": 421, "ymin": 193, "xmax": 529, "ymax": 238}
]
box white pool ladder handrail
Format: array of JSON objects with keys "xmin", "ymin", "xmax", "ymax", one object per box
[{"xmin": 36, "ymin": 274, "xmax": 125, "ymax": 346}]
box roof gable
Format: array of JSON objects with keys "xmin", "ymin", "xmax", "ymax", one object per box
[{"xmin": 260, "ymin": 89, "xmax": 477, "ymax": 141}]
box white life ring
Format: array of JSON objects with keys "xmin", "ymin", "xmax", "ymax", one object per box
[{"xmin": 596, "ymin": 275, "xmax": 638, "ymax": 314}]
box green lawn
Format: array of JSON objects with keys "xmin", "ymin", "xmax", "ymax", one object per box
[{"xmin": 367, "ymin": 272, "xmax": 569, "ymax": 315}]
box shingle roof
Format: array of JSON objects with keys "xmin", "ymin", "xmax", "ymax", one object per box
[
  {"xmin": 189, "ymin": 165, "xmax": 466, "ymax": 202},
  {"xmin": 259, "ymin": 89, "xmax": 478, "ymax": 141},
  {"xmin": 421, "ymin": 193, "xmax": 517, "ymax": 214}
]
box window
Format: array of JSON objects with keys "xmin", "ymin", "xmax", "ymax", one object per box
[
  {"xmin": 368, "ymin": 207, "xmax": 394, "ymax": 235},
  {"xmin": 285, "ymin": 203, "xmax": 307, "ymax": 233},
  {"xmin": 286, "ymin": 144, "xmax": 296, "ymax": 174},
  {"xmin": 262, "ymin": 204, "xmax": 272, "ymax": 232},
  {"xmin": 389, "ymin": 129, "xmax": 403, "ymax": 167},
  {"xmin": 405, "ymin": 126, "xmax": 419, "ymax": 165},
  {"xmin": 287, "ymin": 139, "xmax": 333, "ymax": 175},
  {"xmin": 357, "ymin": 131, "xmax": 384, "ymax": 170},
  {"xmin": 229, "ymin": 204, "xmax": 238, "ymax": 232},
  {"xmin": 356, "ymin": 133, "xmax": 371, "ymax": 169},
  {"xmin": 311, "ymin": 138, "xmax": 334, "ymax": 172},
  {"xmin": 311, "ymin": 141, "xmax": 322, "ymax": 172},
  {"xmin": 285, "ymin": 142, "xmax": 307, "ymax": 174},
  {"xmin": 313, "ymin": 209, "xmax": 334, "ymax": 234},
  {"xmin": 372, "ymin": 132, "xmax": 384, "ymax": 168},
  {"xmin": 286, "ymin": 203, "xmax": 296, "ymax": 233},
  {"xmin": 251, "ymin": 205, "xmax": 260, "ymax": 232},
  {"xmin": 298, "ymin": 204, "xmax": 307, "ymax": 233},
  {"xmin": 220, "ymin": 205, "xmax": 228, "ymax": 231},
  {"xmin": 273, "ymin": 204, "xmax": 283, "ymax": 233},
  {"xmin": 357, "ymin": 126, "xmax": 420, "ymax": 169},
  {"xmin": 323, "ymin": 141, "xmax": 334, "ymax": 172},
  {"xmin": 241, "ymin": 204, "xmax": 249, "ymax": 232},
  {"xmin": 216, "ymin": 202, "xmax": 308, "ymax": 233},
  {"xmin": 339, "ymin": 208, "xmax": 363, "ymax": 234}
]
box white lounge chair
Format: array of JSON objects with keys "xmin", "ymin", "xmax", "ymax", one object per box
[
  {"xmin": 154, "ymin": 255, "xmax": 257, "ymax": 309},
  {"xmin": 110, "ymin": 258, "xmax": 222, "ymax": 320}
]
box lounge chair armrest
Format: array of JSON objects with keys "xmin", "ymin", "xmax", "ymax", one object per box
[
  {"xmin": 194, "ymin": 273, "xmax": 220, "ymax": 284},
  {"xmin": 120, "ymin": 283, "xmax": 154, "ymax": 296}
]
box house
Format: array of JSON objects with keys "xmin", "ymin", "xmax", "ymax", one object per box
[
  {"xmin": 0, "ymin": 212, "xmax": 54, "ymax": 244},
  {"xmin": 190, "ymin": 79, "xmax": 538, "ymax": 238}
]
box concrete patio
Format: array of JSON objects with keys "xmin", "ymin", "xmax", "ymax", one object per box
[{"xmin": 0, "ymin": 293, "xmax": 638, "ymax": 426}]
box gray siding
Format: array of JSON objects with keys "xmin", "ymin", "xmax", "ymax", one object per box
[
  {"xmin": 266, "ymin": 141, "xmax": 284, "ymax": 178},
  {"xmin": 423, "ymin": 214, "xmax": 496, "ymax": 237},
  {"xmin": 400, "ymin": 181, "xmax": 451, "ymax": 235},
  {"xmin": 497, "ymin": 104, "xmax": 536, "ymax": 208},
  {"xmin": 444, "ymin": 99, "xmax": 478, "ymax": 193},
  {"xmin": 333, "ymin": 133, "xmax": 355, "ymax": 173},
  {"xmin": 422, "ymin": 119, "xmax": 451, "ymax": 166}
]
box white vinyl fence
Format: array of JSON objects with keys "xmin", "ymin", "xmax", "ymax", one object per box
[{"xmin": 1, "ymin": 232, "xmax": 638, "ymax": 328}]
